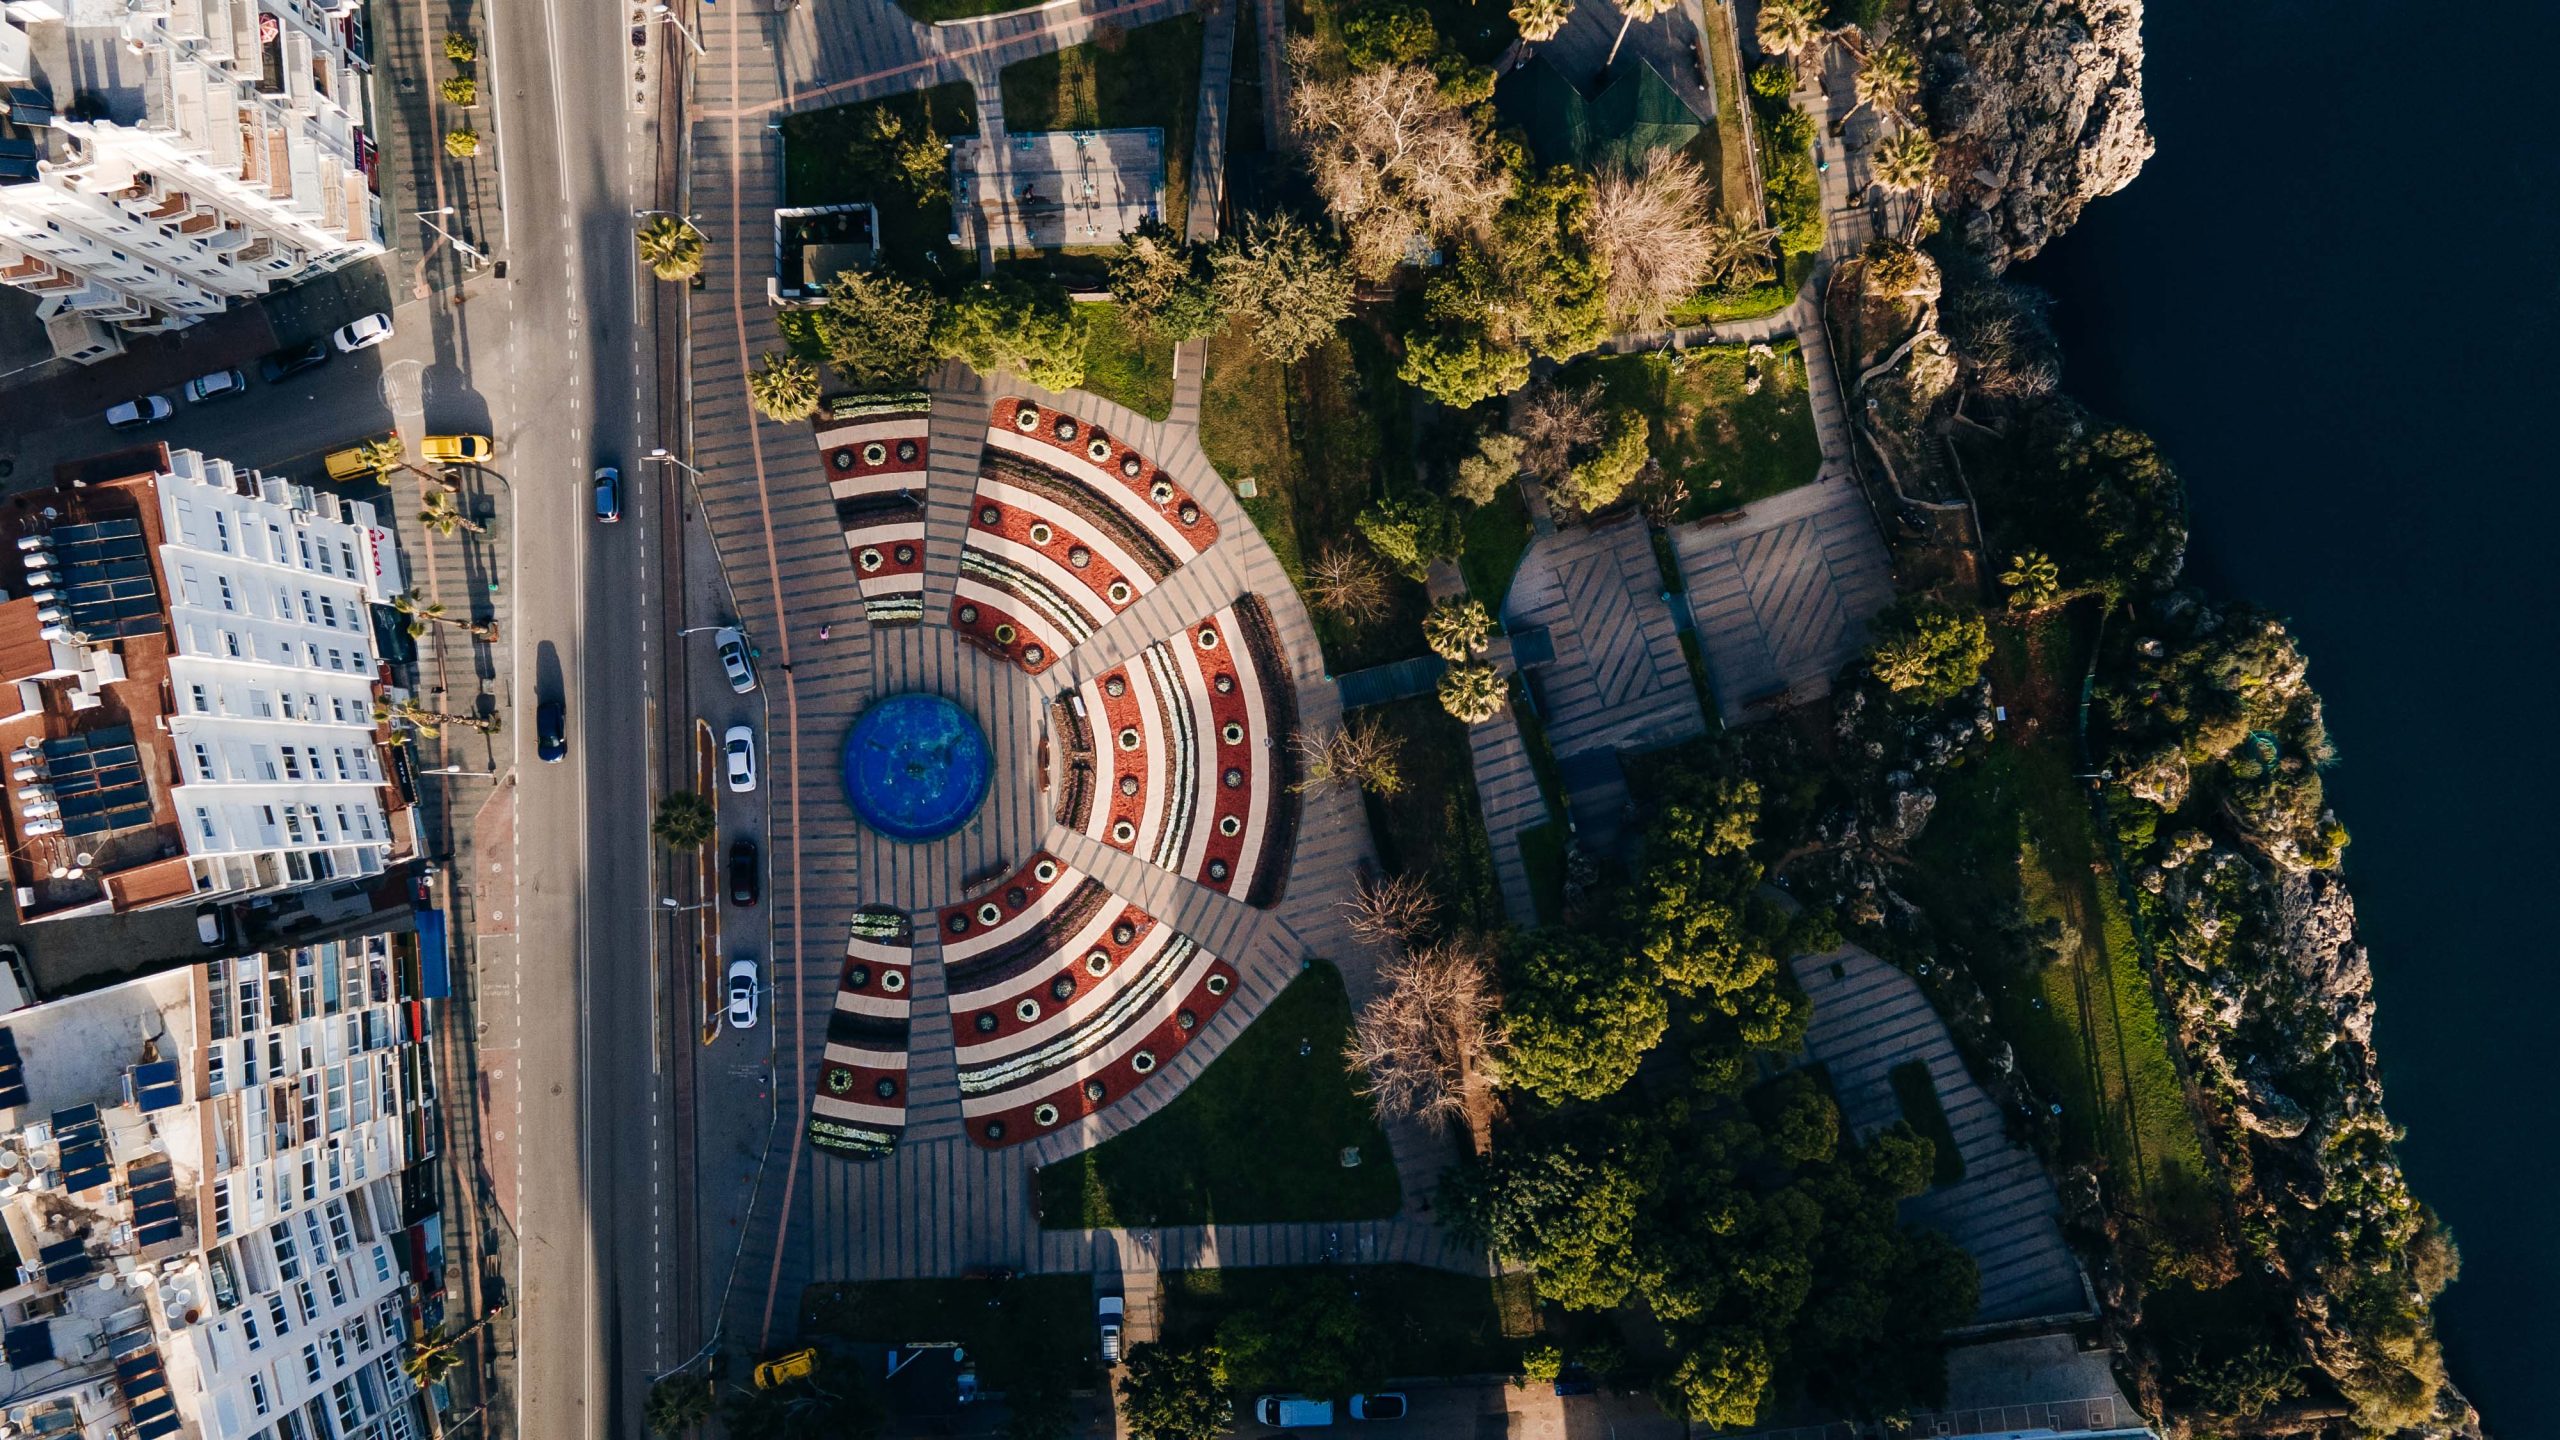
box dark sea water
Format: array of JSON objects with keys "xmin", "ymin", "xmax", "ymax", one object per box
[{"xmin": 2011, "ymin": 1, "xmax": 2560, "ymax": 1430}]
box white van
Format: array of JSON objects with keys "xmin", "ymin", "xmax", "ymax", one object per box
[{"xmin": 1255, "ymin": 1396, "xmax": 1335, "ymax": 1428}]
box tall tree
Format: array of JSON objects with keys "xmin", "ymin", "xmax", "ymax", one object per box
[
  {"xmin": 1288, "ymin": 49, "xmax": 1512, "ymax": 278},
  {"xmin": 1437, "ymin": 661, "xmax": 1508, "ymax": 725},
  {"xmin": 1851, "ymin": 40, "xmax": 1919, "ymax": 122},
  {"xmin": 1211, "ymin": 211, "xmax": 1356, "ymax": 362},
  {"xmin": 746, "ymin": 353, "xmax": 821, "ymax": 422},
  {"xmin": 1109, "ymin": 221, "xmax": 1221, "ymax": 341},
  {"xmin": 1498, "ymin": 930, "xmax": 1669, "ymax": 1103},
  {"xmin": 1589, "ymin": 153, "xmax": 1720, "ymax": 329},
  {"xmin": 1754, "ymin": 0, "xmax": 1824, "ymax": 68},
  {"xmin": 933, "ymin": 276, "xmax": 1086, "ymax": 389},
  {"xmin": 814, "ymin": 270, "xmax": 941, "ymax": 388},
  {"xmin": 1873, "ymin": 126, "xmax": 1939, "ymax": 196},
  {"xmin": 1423, "ymin": 596, "xmax": 1495, "ymax": 661},
  {"xmin": 1348, "ymin": 939, "xmax": 1501, "ymax": 1128},
  {"xmin": 1116, "ymin": 1344, "xmax": 1231, "ymax": 1440},
  {"xmin": 1864, "ymin": 599, "xmax": 1989, "ymax": 704},
  {"xmin": 652, "ymin": 791, "xmax": 718, "ymax": 850},
  {"xmin": 1603, "ymin": 0, "xmax": 1678, "ymax": 69},
  {"xmin": 1509, "ymin": 0, "xmax": 1570, "ymax": 44},
  {"xmin": 636, "ymin": 213, "xmax": 706, "ymax": 282}
]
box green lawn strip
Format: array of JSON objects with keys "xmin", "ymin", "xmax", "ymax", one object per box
[
  {"xmin": 1076, "ymin": 302, "xmax": 1174, "ymax": 420},
  {"xmin": 1888, "ymin": 1059, "xmax": 1967, "ymax": 1188},
  {"xmin": 1161, "ymin": 1266, "xmax": 1527, "ymax": 1379},
  {"xmin": 1034, "ymin": 962, "xmax": 1401, "ymax": 1227},
  {"xmin": 895, "ymin": 0, "xmax": 1042, "ymax": 21},
  {"xmin": 1666, "ymin": 252, "xmax": 1818, "ymax": 326},
  {"xmin": 1574, "ymin": 345, "xmax": 1820, "ymax": 521},
  {"xmin": 1203, "ymin": 324, "xmax": 1429, "ymax": 672},
  {"xmin": 1457, "ymin": 485, "xmax": 1533, "ymax": 610},
  {"xmin": 1694, "ymin": 2, "xmax": 1756, "ymax": 216},
  {"xmin": 803, "ymin": 1275, "xmax": 1099, "ymax": 1388},
  {"xmin": 998, "ymin": 15, "xmax": 1203, "ymax": 238},
  {"xmin": 780, "ymin": 85, "xmax": 977, "ymax": 284},
  {"xmin": 1363, "ymin": 696, "xmax": 1501, "ymax": 927},
  {"xmin": 1677, "ymin": 630, "xmax": 1721, "ymax": 730},
  {"xmin": 1517, "ymin": 822, "xmax": 1567, "ymax": 926},
  {"xmin": 1507, "ymin": 682, "xmax": 1566, "ymax": 823}
]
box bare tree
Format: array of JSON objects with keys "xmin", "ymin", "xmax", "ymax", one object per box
[
  {"xmin": 1589, "ymin": 154, "xmax": 1720, "ymax": 330},
  {"xmin": 1515, "ymin": 378, "xmax": 1604, "ymax": 485},
  {"xmin": 1304, "ymin": 545, "xmax": 1389, "ymax": 623},
  {"xmin": 1340, "ymin": 870, "xmax": 1440, "ymax": 945},
  {"xmin": 1288, "ymin": 48, "xmax": 1513, "ymax": 278},
  {"xmin": 1294, "ymin": 717, "xmax": 1406, "ymax": 797},
  {"xmin": 1346, "ymin": 939, "xmax": 1503, "ymax": 1129}
]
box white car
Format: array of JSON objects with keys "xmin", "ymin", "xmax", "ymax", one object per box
[
  {"xmin": 1098, "ymin": 1294, "xmax": 1124, "ymax": 1364},
  {"xmin": 104, "ymin": 395, "xmax": 173, "ymax": 429},
  {"xmin": 724, "ymin": 725, "xmax": 757, "ymax": 792},
  {"xmin": 332, "ymin": 311, "xmax": 394, "ymax": 352},
  {"xmin": 726, "ymin": 957, "xmax": 760, "ymax": 1029},
  {"xmin": 181, "ymin": 367, "xmax": 248, "ymax": 403},
  {"xmin": 715, "ymin": 627, "xmax": 757, "ymax": 694}
]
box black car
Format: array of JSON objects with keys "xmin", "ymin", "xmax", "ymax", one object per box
[
  {"xmin": 536, "ymin": 696, "xmax": 566, "ymax": 763},
  {"xmin": 257, "ymin": 338, "xmax": 332, "ymax": 383},
  {"xmin": 728, "ymin": 838, "xmax": 760, "ymax": 907}
]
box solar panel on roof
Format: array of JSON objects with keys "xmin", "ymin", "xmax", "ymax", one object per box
[
  {"xmin": 45, "ymin": 520, "xmax": 162, "ymax": 641},
  {"xmin": 112, "ymin": 1345, "xmax": 183, "ymax": 1440},
  {"xmin": 34, "ymin": 729, "xmax": 154, "ymax": 838},
  {"xmin": 2, "ymin": 1324, "xmax": 53, "ymax": 1366},
  {"xmin": 130, "ymin": 1061, "xmax": 181, "ymax": 1113},
  {"xmin": 38, "ymin": 1239, "xmax": 92, "ymax": 1284},
  {"xmin": 51, "ymin": 1102, "xmax": 98, "ymax": 1130},
  {"xmin": 126, "ymin": 1159, "xmax": 183, "ymax": 1247}
]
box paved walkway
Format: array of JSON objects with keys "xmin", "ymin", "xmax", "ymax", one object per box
[
  {"xmin": 1668, "ymin": 475, "xmax": 1892, "ymax": 723},
  {"xmin": 1791, "ymin": 945, "xmax": 2090, "ymax": 1326},
  {"xmin": 1168, "ymin": 0, "xmax": 1239, "ymax": 426},
  {"xmin": 1422, "ymin": 563, "xmax": 1544, "ymax": 924},
  {"xmin": 1501, "ymin": 513, "xmax": 1704, "ymax": 849}
]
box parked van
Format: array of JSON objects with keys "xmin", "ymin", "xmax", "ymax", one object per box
[
  {"xmin": 1255, "ymin": 1396, "xmax": 1335, "ymax": 1428},
  {"xmin": 325, "ymin": 433, "xmax": 398, "ymax": 482},
  {"xmin": 421, "ymin": 433, "xmax": 494, "ymax": 464}
]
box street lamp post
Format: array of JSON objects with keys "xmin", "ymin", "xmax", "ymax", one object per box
[
  {"xmin": 422, "ymin": 766, "xmax": 501, "ymax": 778},
  {"xmin": 645, "ymin": 446, "xmax": 702, "ymax": 479},
  {"xmin": 645, "ymin": 6, "xmax": 706, "ymax": 57},
  {"xmin": 658, "ymin": 897, "xmax": 712, "ymax": 913},
  {"xmin": 414, "ymin": 207, "xmax": 489, "ymax": 268}
]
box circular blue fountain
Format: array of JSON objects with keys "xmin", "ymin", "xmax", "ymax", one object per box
[{"xmin": 841, "ymin": 693, "xmax": 993, "ymax": 843}]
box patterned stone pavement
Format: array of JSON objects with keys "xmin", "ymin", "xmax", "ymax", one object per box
[
  {"xmin": 1502, "ymin": 512, "xmax": 1706, "ymax": 845},
  {"xmin": 1669, "ymin": 475, "xmax": 1894, "ymax": 724},
  {"xmin": 1792, "ymin": 946, "xmax": 2091, "ymax": 1325}
]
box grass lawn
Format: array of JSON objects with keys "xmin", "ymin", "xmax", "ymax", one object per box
[
  {"xmin": 780, "ymin": 85, "xmax": 977, "ymax": 283},
  {"xmin": 1077, "ymin": 302, "xmax": 1174, "ymax": 420},
  {"xmin": 1162, "ymin": 1266, "xmax": 1531, "ymax": 1379},
  {"xmin": 1577, "ymin": 342, "xmax": 1821, "ymax": 520},
  {"xmin": 1364, "ymin": 696, "xmax": 1501, "ymax": 929},
  {"xmin": 1902, "ymin": 617, "xmax": 2212, "ymax": 1232},
  {"xmin": 1201, "ymin": 324, "xmax": 1430, "ymax": 673},
  {"xmin": 1518, "ymin": 822, "xmax": 1566, "ymax": 926},
  {"xmin": 895, "ymin": 0, "xmax": 1040, "ymax": 19},
  {"xmin": 1695, "ymin": 5, "xmax": 1756, "ymax": 220},
  {"xmin": 803, "ymin": 1275, "xmax": 1098, "ymax": 1387},
  {"xmin": 999, "ymin": 15, "xmax": 1203, "ymax": 238},
  {"xmin": 1034, "ymin": 962, "xmax": 1402, "ymax": 1227},
  {"xmin": 1889, "ymin": 1059, "xmax": 1967, "ymax": 1189},
  {"xmin": 1458, "ymin": 485, "xmax": 1532, "ymax": 610},
  {"xmin": 1668, "ymin": 252, "xmax": 1819, "ymax": 327}
]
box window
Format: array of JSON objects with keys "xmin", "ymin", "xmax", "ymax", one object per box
[
  {"xmin": 302, "ymin": 1343, "xmax": 323, "ymax": 1382},
  {"xmin": 191, "ymin": 683, "xmax": 210, "ymax": 713},
  {"xmin": 249, "ymin": 1372, "xmax": 270, "ymax": 1416},
  {"xmin": 224, "ymin": 630, "xmax": 241, "ymax": 658},
  {"xmin": 340, "ymin": 543, "xmax": 357, "ymax": 575},
  {"xmin": 281, "ymin": 693, "xmax": 298, "ymax": 720},
  {"xmin": 269, "ymin": 1292, "xmax": 291, "ymax": 1337},
  {"xmin": 319, "ymin": 595, "xmax": 336, "ymax": 626},
  {"xmin": 356, "ymin": 810, "xmax": 375, "ymax": 841},
  {"xmin": 326, "ymin": 1330, "xmax": 346, "ymax": 1368},
  {"xmin": 251, "ymin": 690, "xmax": 273, "ymax": 719},
  {"xmin": 284, "ymin": 810, "xmax": 304, "ymax": 843},
  {"xmin": 214, "ymin": 510, "xmax": 232, "ymax": 552},
  {"xmin": 333, "ymin": 751, "xmax": 350, "ymax": 781},
  {"xmin": 196, "ymin": 807, "xmax": 217, "ymax": 844},
  {"xmin": 271, "ymin": 1224, "xmax": 301, "ymax": 1281},
  {"xmin": 324, "ymin": 1266, "xmax": 346, "ymax": 1307},
  {"xmin": 302, "ymin": 591, "xmax": 319, "ymax": 625},
  {"xmin": 218, "ymin": 576, "xmax": 236, "ymax": 611},
  {"xmin": 296, "ymin": 1280, "xmax": 318, "ymax": 1323},
  {"xmin": 298, "ymin": 535, "xmax": 313, "ymax": 568},
  {"xmin": 371, "ymin": 1247, "xmax": 392, "ymax": 1286},
  {"xmin": 243, "ymin": 1304, "xmax": 262, "ymax": 1349},
  {"xmin": 326, "ymin": 648, "xmax": 343, "ymax": 672},
  {"xmin": 282, "ymin": 751, "xmax": 302, "ymax": 781}
]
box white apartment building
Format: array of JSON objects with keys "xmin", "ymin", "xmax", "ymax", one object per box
[
  {"xmin": 153, "ymin": 447, "xmax": 405, "ymax": 900},
  {"xmin": 0, "ymin": 0, "xmax": 383, "ymax": 349},
  {"xmin": 0, "ymin": 444, "xmax": 414, "ymax": 922},
  {"xmin": 0, "ymin": 930, "xmax": 443, "ymax": 1440}
]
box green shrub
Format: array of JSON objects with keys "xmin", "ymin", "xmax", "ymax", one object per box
[
  {"xmin": 1355, "ymin": 491, "xmax": 1464, "ymax": 580},
  {"xmin": 1343, "ymin": 4, "xmax": 1437, "ymax": 67}
]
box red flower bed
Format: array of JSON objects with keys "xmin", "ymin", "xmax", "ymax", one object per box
[
  {"xmin": 949, "ymin": 902, "xmax": 1160, "ymax": 1046},
  {"xmin": 1089, "ymin": 662, "xmax": 1155, "ymax": 853},
  {"xmin": 991, "ymin": 396, "xmax": 1220, "ymax": 551},
  {"xmin": 948, "ymin": 594, "xmax": 1059, "ymax": 674},
  {"xmin": 969, "ymin": 496, "xmax": 1140, "ymax": 614},
  {"xmin": 938, "ymin": 852, "xmax": 1069, "ymax": 943},
  {"xmin": 967, "ymin": 958, "xmax": 1240, "ymax": 1149},
  {"xmin": 1185, "ymin": 617, "xmax": 1256, "ymax": 894},
  {"xmin": 848, "ymin": 533, "xmax": 930, "ymax": 581},
  {"xmin": 817, "ymin": 1058, "xmax": 910, "ymax": 1109}
]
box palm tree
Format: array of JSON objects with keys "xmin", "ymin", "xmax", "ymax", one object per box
[
  {"xmin": 1703, "ymin": 209, "xmax": 1782, "ymax": 287},
  {"xmin": 652, "ymin": 791, "xmax": 718, "ymax": 850},
  {"xmin": 400, "ymin": 1312, "xmax": 504, "ymax": 1391},
  {"xmin": 1438, "ymin": 662, "xmax": 1508, "ymax": 726},
  {"xmin": 357, "ymin": 437, "xmax": 405, "ymax": 477},
  {"xmin": 1999, "ymin": 552, "xmax": 2062, "ymax": 612},
  {"xmin": 1754, "ymin": 0, "xmax": 1824, "ymax": 71},
  {"xmin": 746, "ymin": 352, "xmax": 821, "ymax": 423},
  {"xmin": 1852, "ymin": 40, "xmax": 1918, "ymax": 122},
  {"xmin": 1510, "ymin": 0, "xmax": 1570, "ymax": 45},
  {"xmin": 1874, "ymin": 126, "xmax": 1939, "ymax": 196},
  {"xmin": 1423, "ymin": 597, "xmax": 1494, "ymax": 662},
  {"xmin": 419, "ymin": 491, "xmax": 486, "ymax": 537},
  {"xmin": 637, "ymin": 214, "xmax": 706, "ymax": 282},
  {"xmin": 374, "ymin": 697, "xmax": 503, "ymax": 737},
  {"xmin": 1602, "ymin": 0, "xmax": 1679, "ymax": 70},
  {"xmin": 646, "ymin": 1372, "xmax": 718, "ymax": 1436},
  {"xmin": 391, "ymin": 590, "xmax": 499, "ymax": 643}
]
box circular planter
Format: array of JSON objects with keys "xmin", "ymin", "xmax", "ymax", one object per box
[
  {"xmin": 1221, "ymin": 721, "xmax": 1244, "ymax": 745},
  {"xmin": 978, "ymin": 902, "xmax": 1002, "ymax": 925},
  {"xmin": 1105, "ymin": 676, "xmax": 1128, "ymax": 698},
  {"xmin": 1111, "ymin": 819, "xmax": 1136, "ymax": 844},
  {"xmin": 1197, "ymin": 626, "xmax": 1220, "ymax": 650},
  {"xmin": 896, "ymin": 439, "xmax": 919, "ymax": 463},
  {"xmin": 1207, "ymin": 859, "xmax": 1230, "ymax": 881},
  {"xmin": 993, "ymin": 623, "xmax": 1018, "ymax": 646},
  {"xmin": 1034, "ymin": 858, "xmax": 1060, "ymax": 883},
  {"xmin": 1117, "ymin": 727, "xmax": 1142, "ymax": 752},
  {"xmin": 975, "ymin": 1012, "xmax": 999, "ymax": 1034},
  {"xmin": 1015, "ymin": 998, "xmax": 1042, "ymax": 1022},
  {"xmin": 858, "ymin": 548, "xmax": 883, "ymax": 573},
  {"xmin": 1113, "ymin": 922, "xmax": 1137, "ymax": 945},
  {"xmin": 831, "ymin": 448, "xmax": 855, "ymax": 472},
  {"xmin": 1150, "ymin": 479, "xmax": 1175, "ymax": 504},
  {"xmin": 1032, "ymin": 1103, "xmax": 1058, "ymax": 1127},
  {"xmin": 880, "ymin": 969, "xmax": 906, "ymax": 994},
  {"xmin": 1054, "ymin": 416, "xmax": 1078, "ymax": 441},
  {"xmin": 984, "ymin": 1120, "xmax": 1007, "ymax": 1141},
  {"xmin": 1205, "ymin": 973, "xmax": 1230, "ymax": 996},
  {"xmin": 1086, "ymin": 950, "xmax": 1112, "ymax": 976},
  {"xmin": 1015, "ymin": 405, "xmax": 1041, "ymax": 432},
  {"xmin": 1120, "ymin": 456, "xmax": 1143, "ymax": 478},
  {"xmin": 1107, "ymin": 580, "xmax": 1132, "ymax": 604},
  {"xmin": 1029, "ymin": 521, "xmax": 1053, "ymax": 546},
  {"xmin": 1087, "ymin": 437, "xmax": 1111, "ymax": 462},
  {"xmin": 979, "ymin": 505, "xmax": 1002, "ymax": 526},
  {"xmin": 846, "ymin": 964, "xmax": 872, "ymax": 988},
  {"xmin": 1131, "ymin": 1049, "xmax": 1157, "ymax": 1074},
  {"xmin": 1214, "ymin": 673, "xmax": 1236, "ymax": 694},
  {"xmin": 1219, "ymin": 815, "xmax": 1241, "ymax": 837},
  {"xmin": 862, "ymin": 441, "xmax": 887, "ymax": 466},
  {"xmin": 1083, "ymin": 1079, "xmax": 1106, "ymax": 1103},
  {"xmin": 1119, "ymin": 776, "xmax": 1140, "ymax": 796},
  {"xmin": 1068, "ymin": 546, "xmax": 1092, "ymax": 569},
  {"xmin": 1049, "ymin": 974, "xmax": 1076, "ymax": 1001},
  {"xmin": 894, "ymin": 543, "xmax": 917, "ymax": 564}
]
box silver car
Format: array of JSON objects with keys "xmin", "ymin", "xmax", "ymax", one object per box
[
  {"xmin": 715, "ymin": 627, "xmax": 757, "ymax": 694},
  {"xmin": 724, "ymin": 725, "xmax": 757, "ymax": 793},
  {"xmin": 181, "ymin": 367, "xmax": 248, "ymax": 403},
  {"xmin": 104, "ymin": 395, "xmax": 173, "ymax": 428}
]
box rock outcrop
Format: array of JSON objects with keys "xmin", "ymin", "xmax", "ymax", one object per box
[{"xmin": 1910, "ymin": 0, "xmax": 2154, "ymax": 271}]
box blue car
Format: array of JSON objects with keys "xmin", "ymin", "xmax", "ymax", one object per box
[
  {"xmin": 593, "ymin": 465, "xmax": 623, "ymax": 523},
  {"xmin": 537, "ymin": 696, "xmax": 566, "ymax": 762}
]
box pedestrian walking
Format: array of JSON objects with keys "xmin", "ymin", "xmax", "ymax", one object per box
[{"xmin": 819, "ymin": 623, "xmax": 830, "ymax": 640}]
